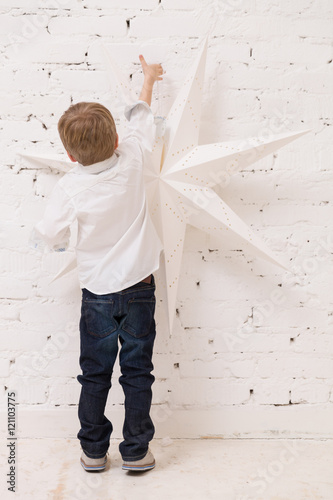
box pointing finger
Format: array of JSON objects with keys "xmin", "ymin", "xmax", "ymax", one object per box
[{"xmin": 139, "ymin": 54, "xmax": 147, "ymax": 69}]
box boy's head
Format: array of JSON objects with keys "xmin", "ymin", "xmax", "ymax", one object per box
[{"xmin": 58, "ymin": 102, "xmax": 118, "ymax": 166}]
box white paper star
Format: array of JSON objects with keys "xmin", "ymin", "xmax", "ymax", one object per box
[{"xmin": 21, "ymin": 40, "xmax": 310, "ymax": 333}]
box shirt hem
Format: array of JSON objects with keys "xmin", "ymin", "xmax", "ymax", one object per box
[{"xmin": 78, "ymin": 258, "xmax": 162, "ymax": 295}]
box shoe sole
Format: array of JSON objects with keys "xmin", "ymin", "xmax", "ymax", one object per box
[
  {"xmin": 80, "ymin": 458, "xmax": 107, "ymax": 471},
  {"xmin": 122, "ymin": 461, "xmax": 155, "ymax": 471}
]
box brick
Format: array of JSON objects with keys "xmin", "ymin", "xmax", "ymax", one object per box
[
  {"xmin": 209, "ymin": 331, "xmax": 291, "ymax": 353},
  {"xmin": 293, "ymin": 19, "xmax": 333, "ymax": 38},
  {"xmin": 250, "ymin": 306, "xmax": 328, "ymax": 329},
  {"xmin": 0, "ymin": 358, "xmax": 10, "ymax": 377},
  {"xmin": 15, "ymin": 350, "xmax": 79, "ymax": 378},
  {"xmin": 162, "ymin": 0, "xmax": 200, "ymax": 9},
  {"xmin": 1, "ymin": 0, "xmax": 49, "ymax": 9},
  {"xmin": 14, "ymin": 67, "xmax": 50, "ymax": 93},
  {"xmin": 0, "ymin": 69, "xmax": 15, "ymax": 92},
  {"xmin": 178, "ymin": 301, "xmax": 246, "ymax": 329},
  {"xmin": 48, "ymin": 15, "xmax": 127, "ymax": 37},
  {"xmin": 221, "ymin": 65, "xmax": 291, "ymax": 92},
  {"xmin": 36, "ymin": 274, "xmax": 81, "ymax": 299},
  {"xmin": 1, "ymin": 119, "xmax": 47, "ymax": 143},
  {"xmin": 0, "ymin": 223, "xmax": 31, "ymax": 250},
  {"xmin": 48, "ymin": 379, "xmax": 81, "ymax": 405},
  {"xmin": 0, "ymin": 278, "xmax": 31, "ymax": 300},
  {"xmin": 212, "ymin": 15, "xmax": 293, "ymax": 40},
  {"xmin": 257, "ymin": 355, "xmax": 333, "ymax": 379},
  {"xmin": 251, "ymin": 379, "xmax": 290, "ymax": 405},
  {"xmin": 0, "ymin": 13, "xmax": 27, "ymax": 35},
  {"xmin": 44, "ymin": 352, "xmax": 81, "ymax": 377},
  {"xmin": 210, "ymin": 327, "xmax": 290, "ymax": 353},
  {"xmin": 130, "ymin": 14, "xmax": 210, "ymax": 38},
  {"xmin": 172, "ymin": 379, "xmax": 251, "ymax": 406},
  {"xmin": 7, "ymin": 36, "xmax": 87, "ymax": 65},
  {"xmin": 254, "ymin": 0, "xmax": 331, "ymax": 16},
  {"xmin": 209, "ymin": 42, "xmax": 252, "ymax": 64},
  {"xmin": 290, "ymin": 381, "xmax": 330, "ymax": 404},
  {"xmin": 0, "ymin": 198, "xmax": 20, "ymax": 221},
  {"xmin": 50, "ymin": 69, "xmax": 110, "ymax": 92},
  {"xmin": 251, "ymin": 39, "xmax": 332, "ymax": 65},
  {"xmin": 1, "ymin": 169, "xmax": 34, "ymax": 196},
  {"xmin": 151, "ymin": 379, "xmax": 170, "ymax": 404},
  {"xmin": 0, "ymin": 322, "xmax": 47, "ymax": 351},
  {"xmin": 0, "ymin": 92, "xmax": 22, "ymax": 117},
  {"xmin": 19, "ymin": 301, "xmax": 78, "ymax": 325},
  {"xmin": 0, "ymin": 303, "xmax": 20, "ymax": 321},
  {"xmin": 169, "ymin": 327, "xmax": 216, "ymax": 355},
  {"xmin": 16, "ymin": 198, "xmax": 48, "ymax": 223},
  {"xmin": 178, "ymin": 357, "xmax": 255, "ymax": 378},
  {"xmin": 82, "ymin": 0, "xmax": 158, "ymax": 8},
  {"xmin": 214, "ymin": 15, "xmax": 333, "ymax": 42},
  {"xmin": 292, "ymin": 333, "xmax": 333, "ymax": 353},
  {"xmin": 7, "ymin": 375, "xmax": 48, "ymax": 404},
  {"xmin": 0, "ymin": 93, "xmax": 70, "ymax": 120},
  {"xmin": 154, "ymin": 353, "xmax": 177, "ymax": 378},
  {"xmin": 254, "ymin": 204, "xmax": 333, "ymax": 227}
]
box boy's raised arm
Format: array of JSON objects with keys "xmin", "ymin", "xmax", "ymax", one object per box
[
  {"xmin": 122, "ymin": 56, "xmax": 164, "ymax": 153},
  {"xmin": 138, "ymin": 55, "xmax": 164, "ymax": 107}
]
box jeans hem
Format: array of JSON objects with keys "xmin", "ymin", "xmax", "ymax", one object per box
[
  {"xmin": 82, "ymin": 448, "xmax": 108, "ymax": 459},
  {"xmin": 121, "ymin": 450, "xmax": 148, "ymax": 462}
]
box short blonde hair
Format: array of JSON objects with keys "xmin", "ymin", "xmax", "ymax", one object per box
[{"xmin": 58, "ymin": 102, "xmax": 117, "ymax": 166}]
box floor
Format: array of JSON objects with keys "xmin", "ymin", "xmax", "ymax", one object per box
[{"xmin": 1, "ymin": 438, "xmax": 332, "ymax": 500}]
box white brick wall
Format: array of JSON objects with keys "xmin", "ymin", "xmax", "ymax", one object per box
[{"xmin": 1, "ymin": 0, "xmax": 332, "ymax": 438}]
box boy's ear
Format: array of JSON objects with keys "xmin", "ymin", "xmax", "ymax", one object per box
[
  {"xmin": 67, "ymin": 152, "xmax": 77, "ymax": 162},
  {"xmin": 114, "ymin": 134, "xmax": 119, "ymax": 150}
]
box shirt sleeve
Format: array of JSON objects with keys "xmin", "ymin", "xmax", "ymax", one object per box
[
  {"xmin": 122, "ymin": 100, "xmax": 156, "ymax": 154},
  {"xmin": 29, "ymin": 182, "xmax": 76, "ymax": 253}
]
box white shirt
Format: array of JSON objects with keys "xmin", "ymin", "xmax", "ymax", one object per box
[{"xmin": 30, "ymin": 100, "xmax": 163, "ymax": 294}]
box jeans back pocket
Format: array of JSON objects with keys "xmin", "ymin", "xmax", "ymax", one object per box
[
  {"xmin": 122, "ymin": 298, "xmax": 156, "ymax": 339},
  {"xmin": 83, "ymin": 298, "xmax": 118, "ymax": 338}
]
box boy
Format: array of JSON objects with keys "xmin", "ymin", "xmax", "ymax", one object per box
[{"xmin": 30, "ymin": 55, "xmax": 164, "ymax": 472}]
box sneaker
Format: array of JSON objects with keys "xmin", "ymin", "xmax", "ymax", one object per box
[
  {"xmin": 122, "ymin": 448, "xmax": 155, "ymax": 471},
  {"xmin": 80, "ymin": 450, "xmax": 108, "ymax": 471}
]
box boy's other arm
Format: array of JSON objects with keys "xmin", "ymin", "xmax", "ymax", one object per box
[
  {"xmin": 29, "ymin": 184, "xmax": 76, "ymax": 253},
  {"xmin": 138, "ymin": 55, "xmax": 164, "ymax": 107}
]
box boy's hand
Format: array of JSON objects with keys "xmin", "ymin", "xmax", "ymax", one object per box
[
  {"xmin": 138, "ymin": 55, "xmax": 164, "ymax": 105},
  {"xmin": 139, "ymin": 55, "xmax": 164, "ymax": 87}
]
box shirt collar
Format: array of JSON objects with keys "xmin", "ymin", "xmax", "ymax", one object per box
[{"xmin": 73, "ymin": 151, "xmax": 119, "ymax": 175}]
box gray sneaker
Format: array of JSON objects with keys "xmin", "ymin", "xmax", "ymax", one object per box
[
  {"xmin": 80, "ymin": 450, "xmax": 108, "ymax": 471},
  {"xmin": 122, "ymin": 448, "xmax": 155, "ymax": 471}
]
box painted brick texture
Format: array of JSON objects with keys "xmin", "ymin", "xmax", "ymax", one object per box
[{"xmin": 0, "ymin": 0, "xmax": 332, "ymax": 435}]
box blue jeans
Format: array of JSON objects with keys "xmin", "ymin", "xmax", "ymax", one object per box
[{"xmin": 76, "ymin": 275, "xmax": 156, "ymax": 461}]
